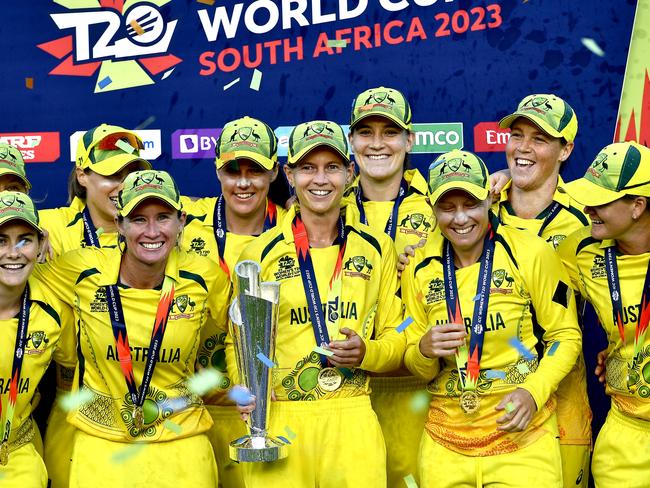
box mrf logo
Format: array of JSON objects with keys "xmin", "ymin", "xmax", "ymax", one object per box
[{"xmin": 38, "ymin": 1, "xmax": 181, "ymax": 93}]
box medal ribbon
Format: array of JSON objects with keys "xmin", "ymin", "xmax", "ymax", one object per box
[
  {"xmin": 356, "ymin": 179, "xmax": 408, "ymax": 240},
  {"xmin": 213, "ymin": 196, "xmax": 278, "ymax": 277},
  {"xmin": 292, "ymin": 214, "xmax": 347, "ymax": 367},
  {"xmin": 604, "ymin": 246, "xmax": 650, "ymax": 362},
  {"xmin": 442, "ymin": 227, "xmax": 496, "ymax": 390},
  {"xmin": 81, "ymin": 206, "xmax": 100, "ymax": 247},
  {"xmin": 106, "ymin": 277, "xmax": 175, "ymax": 414},
  {"xmin": 0, "ymin": 286, "xmax": 31, "ymax": 444},
  {"xmin": 536, "ymin": 202, "xmax": 561, "ymax": 237}
]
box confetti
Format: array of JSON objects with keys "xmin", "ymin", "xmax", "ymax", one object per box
[
  {"xmin": 14, "ymin": 239, "xmax": 27, "ymax": 250},
  {"xmin": 256, "ymin": 352, "xmax": 276, "ymax": 368},
  {"xmin": 277, "ymin": 435, "xmax": 291, "ymax": 444},
  {"xmin": 25, "ymin": 77, "xmax": 34, "ymax": 89},
  {"xmin": 472, "ymin": 293, "xmax": 482, "ymax": 302},
  {"xmin": 396, "ymin": 316, "xmax": 414, "ymax": 333},
  {"xmin": 161, "ymin": 68, "xmax": 175, "ymax": 80},
  {"xmin": 115, "ymin": 139, "xmax": 135, "ymax": 154},
  {"xmin": 135, "ymin": 116, "xmax": 156, "ymax": 130},
  {"xmin": 166, "ymin": 396, "xmax": 191, "ymax": 412},
  {"xmin": 250, "ymin": 69, "xmax": 262, "ymax": 91},
  {"xmin": 581, "ymin": 38, "xmax": 605, "ymax": 57},
  {"xmin": 409, "ymin": 390, "xmax": 430, "ymax": 413},
  {"xmin": 59, "ymin": 389, "xmax": 93, "ymax": 412},
  {"xmin": 228, "ymin": 385, "xmax": 253, "ymax": 405},
  {"xmin": 96, "ymin": 227, "xmax": 104, "ymax": 237},
  {"xmin": 111, "ymin": 443, "xmax": 145, "ymax": 464},
  {"xmin": 508, "ymin": 337, "xmax": 535, "ymax": 361},
  {"xmin": 403, "ymin": 473, "xmax": 419, "ymax": 488},
  {"xmin": 313, "ymin": 345, "xmax": 334, "ymax": 357},
  {"xmin": 327, "ymin": 39, "xmax": 347, "ymax": 48},
  {"xmin": 97, "ymin": 76, "xmax": 112, "ymax": 90},
  {"xmin": 187, "ymin": 368, "xmax": 223, "ymax": 396},
  {"xmin": 129, "ymin": 19, "xmax": 145, "ymax": 36},
  {"xmin": 485, "ymin": 370, "xmax": 506, "ymax": 380},
  {"xmin": 223, "ymin": 78, "xmax": 240, "ymax": 91},
  {"xmin": 548, "ymin": 342, "xmax": 560, "ymax": 356},
  {"xmin": 196, "ymin": 0, "xmax": 215, "ymax": 4},
  {"xmin": 284, "ymin": 426, "xmax": 297, "ymax": 440},
  {"xmin": 516, "ymin": 363, "xmax": 530, "ymax": 374},
  {"xmin": 163, "ymin": 419, "xmax": 183, "ymax": 435},
  {"xmin": 505, "ymin": 401, "xmax": 516, "ymax": 414}
]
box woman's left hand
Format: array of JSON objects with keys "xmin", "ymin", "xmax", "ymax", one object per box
[
  {"xmin": 327, "ymin": 328, "xmax": 366, "ymax": 367},
  {"xmin": 488, "ymin": 169, "xmax": 510, "ymax": 202},
  {"xmin": 495, "ymin": 388, "xmax": 537, "ymax": 432}
]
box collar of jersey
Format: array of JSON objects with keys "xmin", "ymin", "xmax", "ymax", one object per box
[
  {"xmin": 281, "ymin": 204, "xmax": 352, "ymax": 245},
  {"xmin": 344, "ymin": 169, "xmax": 427, "ymax": 199},
  {"xmin": 498, "ymin": 175, "xmax": 571, "ymax": 209}
]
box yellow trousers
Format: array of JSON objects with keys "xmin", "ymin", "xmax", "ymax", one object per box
[
  {"xmin": 560, "ymin": 444, "xmax": 591, "ymax": 488},
  {"xmin": 44, "ymin": 393, "xmax": 76, "ymax": 488},
  {"xmin": 244, "ymin": 395, "xmax": 386, "ymax": 488},
  {"xmin": 206, "ymin": 404, "xmax": 247, "ymax": 488},
  {"xmin": 0, "ymin": 442, "xmax": 47, "ymax": 488}
]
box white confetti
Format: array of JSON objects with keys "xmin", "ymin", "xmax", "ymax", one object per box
[
  {"xmin": 187, "ymin": 368, "xmax": 223, "ymax": 396},
  {"xmin": 59, "ymin": 389, "xmax": 93, "ymax": 412},
  {"xmin": 581, "ymin": 38, "xmax": 605, "ymax": 57}
]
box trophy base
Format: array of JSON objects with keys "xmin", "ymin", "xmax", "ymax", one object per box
[{"xmin": 229, "ymin": 435, "xmax": 288, "ymax": 463}]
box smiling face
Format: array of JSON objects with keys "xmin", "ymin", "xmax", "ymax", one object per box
[
  {"xmin": 117, "ymin": 199, "xmax": 186, "ymax": 268},
  {"xmin": 433, "ymin": 190, "xmax": 491, "ymax": 262},
  {"xmin": 0, "ymin": 222, "xmax": 40, "ymax": 290},
  {"xmin": 285, "ymin": 147, "xmax": 353, "ymax": 218},
  {"xmin": 505, "ymin": 118, "xmax": 573, "ymax": 192},
  {"xmin": 585, "ymin": 197, "xmax": 641, "ymax": 241},
  {"xmin": 217, "ymin": 158, "xmax": 278, "ymax": 220},
  {"xmin": 349, "ymin": 115, "xmax": 414, "ymax": 184}
]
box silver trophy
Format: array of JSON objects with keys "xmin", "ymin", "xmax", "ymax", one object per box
[{"xmin": 229, "ymin": 260, "xmax": 287, "ymax": 462}]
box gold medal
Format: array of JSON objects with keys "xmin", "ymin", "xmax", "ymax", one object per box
[
  {"xmin": 459, "ymin": 390, "xmax": 480, "ymax": 414},
  {"xmin": 133, "ymin": 406, "xmax": 145, "ymax": 430},
  {"xmin": 317, "ymin": 367, "xmax": 343, "ymax": 392},
  {"xmin": 0, "ymin": 441, "xmax": 9, "ymax": 466}
]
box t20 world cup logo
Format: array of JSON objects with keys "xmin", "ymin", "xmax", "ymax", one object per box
[{"xmin": 38, "ymin": 1, "xmax": 181, "ymax": 92}]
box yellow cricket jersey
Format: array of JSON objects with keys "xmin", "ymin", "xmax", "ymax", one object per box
[
  {"xmin": 0, "ymin": 277, "xmax": 76, "ymax": 447},
  {"xmin": 343, "ymin": 169, "xmax": 435, "ymax": 255},
  {"xmin": 402, "ymin": 220, "xmax": 582, "ymax": 456},
  {"xmin": 181, "ymin": 195, "xmax": 286, "ymax": 406},
  {"xmin": 34, "ymin": 247, "xmax": 232, "ymax": 442},
  {"xmin": 39, "ymin": 198, "xmax": 118, "ymax": 257},
  {"xmin": 495, "ymin": 177, "xmax": 592, "ymax": 445},
  {"xmin": 558, "ymin": 227, "xmax": 650, "ymax": 421},
  {"xmin": 226, "ymin": 206, "xmax": 405, "ymax": 401}
]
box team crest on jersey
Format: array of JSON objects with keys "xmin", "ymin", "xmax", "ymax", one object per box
[
  {"xmin": 425, "ymin": 277, "xmax": 445, "ymax": 304},
  {"xmin": 591, "ymin": 255, "xmax": 606, "ymax": 279},
  {"xmin": 90, "ymin": 287, "xmax": 108, "ymax": 312},
  {"xmin": 189, "ymin": 237, "xmax": 209, "ymax": 256},
  {"xmin": 546, "ymin": 234, "xmax": 566, "ymax": 249},
  {"xmin": 25, "ymin": 331, "xmax": 50, "ymax": 355},
  {"xmin": 490, "ymin": 269, "xmax": 514, "ymax": 294},
  {"xmin": 343, "ymin": 256, "xmax": 373, "ymax": 280},
  {"xmin": 274, "ymin": 256, "xmax": 301, "ymax": 281},
  {"xmin": 170, "ymin": 294, "xmax": 195, "ymax": 320},
  {"xmin": 399, "ymin": 213, "xmax": 432, "ymax": 237}
]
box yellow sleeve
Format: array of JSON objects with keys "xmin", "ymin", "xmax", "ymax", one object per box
[
  {"xmin": 517, "ymin": 239, "xmax": 582, "ymax": 409},
  {"xmin": 556, "ymin": 229, "xmax": 587, "ymax": 296},
  {"xmin": 33, "ymin": 250, "xmax": 86, "ymax": 304},
  {"xmin": 359, "ymin": 241, "xmax": 406, "ymax": 373},
  {"xmin": 401, "ymin": 250, "xmax": 441, "ymax": 381},
  {"xmin": 52, "ymin": 299, "xmax": 77, "ymax": 369}
]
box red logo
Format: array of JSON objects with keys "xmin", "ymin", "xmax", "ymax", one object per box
[
  {"xmin": 0, "ymin": 133, "xmax": 60, "ymax": 163},
  {"xmin": 474, "ymin": 122, "xmax": 510, "ymax": 152}
]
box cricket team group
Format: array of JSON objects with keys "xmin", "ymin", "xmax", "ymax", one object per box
[{"xmin": 0, "ymin": 86, "xmax": 648, "ymax": 487}]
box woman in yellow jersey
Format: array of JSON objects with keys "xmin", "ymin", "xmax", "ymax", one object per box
[
  {"xmin": 232, "ymin": 120, "xmax": 405, "ymax": 487},
  {"xmin": 402, "ymin": 149, "xmax": 582, "ymax": 487},
  {"xmin": 0, "ymin": 192, "xmax": 75, "ymax": 487},
  {"xmin": 558, "ymin": 141, "xmax": 650, "ymax": 488},
  {"xmin": 37, "ymin": 124, "xmax": 150, "ymax": 488},
  {"xmin": 496, "ymin": 94, "xmax": 592, "ymax": 488},
  {"xmin": 35, "ymin": 170, "xmax": 231, "ymax": 487},
  {"xmin": 181, "ymin": 116, "xmax": 285, "ymax": 488},
  {"xmin": 0, "ymin": 144, "xmax": 31, "ymax": 193}
]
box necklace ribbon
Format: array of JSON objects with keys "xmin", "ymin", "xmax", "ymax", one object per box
[{"xmin": 356, "ymin": 179, "xmax": 408, "ymax": 240}]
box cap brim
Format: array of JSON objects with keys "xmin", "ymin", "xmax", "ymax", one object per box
[
  {"xmin": 350, "ymin": 111, "xmax": 411, "ymax": 131},
  {"xmin": 288, "ymin": 142, "xmax": 350, "ymax": 166},
  {"xmin": 564, "ymin": 178, "xmax": 622, "ymax": 207},
  {"xmin": 498, "ymin": 113, "xmax": 563, "ymax": 139},
  {"xmin": 119, "ymin": 194, "xmax": 182, "ymax": 217},
  {"xmin": 0, "ymin": 168, "xmax": 31, "ymax": 190},
  {"xmin": 431, "ymin": 182, "xmax": 490, "ymax": 205},
  {"xmin": 88, "ymin": 154, "xmax": 151, "ymax": 176},
  {"xmin": 216, "ymin": 151, "xmax": 275, "ymax": 171},
  {"xmin": 0, "ymin": 215, "xmax": 42, "ymax": 234}
]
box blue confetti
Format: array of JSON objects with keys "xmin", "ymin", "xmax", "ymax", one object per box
[
  {"xmin": 228, "ymin": 385, "xmax": 253, "ymax": 405},
  {"xmin": 277, "ymin": 435, "xmax": 291, "ymax": 444},
  {"xmin": 472, "ymin": 293, "xmax": 482, "ymax": 302},
  {"xmin": 485, "ymin": 370, "xmax": 506, "ymax": 380},
  {"xmin": 548, "ymin": 342, "xmax": 560, "ymax": 356},
  {"xmin": 97, "ymin": 76, "xmax": 112, "ymax": 90},
  {"xmin": 256, "ymin": 352, "xmax": 276, "ymax": 368},
  {"xmin": 396, "ymin": 316, "xmax": 414, "ymax": 333},
  {"xmin": 14, "ymin": 239, "xmax": 27, "ymax": 250},
  {"xmin": 508, "ymin": 337, "xmax": 535, "ymax": 361}
]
